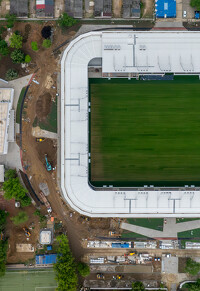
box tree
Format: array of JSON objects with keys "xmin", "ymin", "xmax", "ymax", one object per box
[
  {"xmin": 5, "ymin": 14, "xmax": 16, "ymax": 29},
  {"xmin": 6, "ymin": 69, "xmax": 18, "ymax": 81},
  {"xmin": 190, "ymin": 0, "xmax": 200, "ymax": 9},
  {"xmin": 57, "ymin": 13, "xmax": 77, "ymax": 28},
  {"xmin": 77, "ymin": 262, "xmax": 90, "ymax": 277},
  {"xmin": 9, "ymin": 33, "xmax": 23, "ymax": 49},
  {"xmin": 41, "ymin": 26, "xmax": 52, "ymax": 39},
  {"xmin": 2, "ymin": 169, "xmax": 31, "ymax": 207},
  {"xmin": 42, "ymin": 39, "xmax": 51, "ymax": 48},
  {"xmin": 185, "ymin": 258, "xmax": 200, "ymax": 276},
  {"xmin": 0, "ymin": 240, "xmax": 8, "ymax": 277},
  {"xmin": 0, "ymin": 40, "xmax": 9, "ymax": 56},
  {"xmin": 31, "ymin": 41, "xmax": 38, "ymax": 51},
  {"xmin": 185, "ymin": 279, "xmax": 200, "ymax": 291},
  {"xmin": 132, "ymin": 281, "xmax": 145, "ymax": 291},
  {"xmin": 11, "ymin": 211, "xmax": 29, "ymax": 225},
  {"xmin": 54, "ymin": 235, "xmax": 78, "ymax": 291},
  {"xmin": 25, "ymin": 54, "xmax": 31, "ymax": 63},
  {"xmin": 0, "ymin": 210, "xmax": 8, "ymax": 232},
  {"xmin": 11, "ymin": 49, "xmax": 25, "ymax": 63}
]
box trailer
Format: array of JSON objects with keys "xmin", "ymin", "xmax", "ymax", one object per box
[{"xmin": 39, "ymin": 191, "xmax": 52, "ymax": 213}]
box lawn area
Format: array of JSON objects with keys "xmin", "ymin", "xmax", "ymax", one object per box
[
  {"xmin": 33, "ymin": 98, "xmax": 57, "ymax": 133},
  {"xmin": 178, "ymin": 228, "xmax": 200, "ymax": 239},
  {"xmin": 176, "ymin": 218, "xmax": 200, "ymax": 223},
  {"xmin": 127, "ymin": 218, "xmax": 163, "ymax": 231},
  {"xmin": 0, "ymin": 270, "xmax": 57, "ymax": 291},
  {"xmin": 90, "ymin": 77, "xmax": 200, "ymax": 187},
  {"xmin": 16, "ymin": 86, "xmax": 26, "ymax": 124}
]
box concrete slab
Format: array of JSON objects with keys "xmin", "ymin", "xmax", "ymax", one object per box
[{"xmin": 162, "ymin": 256, "xmax": 178, "ymax": 274}]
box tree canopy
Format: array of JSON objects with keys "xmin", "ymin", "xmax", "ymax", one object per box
[
  {"xmin": 132, "ymin": 281, "xmax": 145, "ymax": 291},
  {"xmin": 5, "ymin": 14, "xmax": 16, "ymax": 28},
  {"xmin": 6, "ymin": 69, "xmax": 18, "ymax": 81},
  {"xmin": 0, "ymin": 40, "xmax": 9, "ymax": 56},
  {"xmin": 190, "ymin": 0, "xmax": 200, "ymax": 10},
  {"xmin": 0, "ymin": 240, "xmax": 8, "ymax": 277},
  {"xmin": 185, "ymin": 279, "xmax": 200, "ymax": 291},
  {"xmin": 77, "ymin": 262, "xmax": 90, "ymax": 277},
  {"xmin": 54, "ymin": 234, "xmax": 78, "ymax": 291},
  {"xmin": 57, "ymin": 13, "xmax": 77, "ymax": 28},
  {"xmin": 9, "ymin": 33, "xmax": 23, "ymax": 49},
  {"xmin": 0, "ymin": 210, "xmax": 8, "ymax": 232},
  {"xmin": 2, "ymin": 169, "xmax": 31, "ymax": 207},
  {"xmin": 185, "ymin": 258, "xmax": 200, "ymax": 276},
  {"xmin": 11, "ymin": 49, "xmax": 25, "ymax": 63}
]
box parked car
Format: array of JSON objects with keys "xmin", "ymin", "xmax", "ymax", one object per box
[{"xmin": 183, "ymin": 10, "xmax": 187, "ymax": 18}]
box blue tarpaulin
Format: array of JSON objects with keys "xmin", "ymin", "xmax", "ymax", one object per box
[
  {"xmin": 36, "ymin": 254, "xmax": 57, "ymax": 265},
  {"xmin": 156, "ymin": 0, "xmax": 176, "ymax": 18}
]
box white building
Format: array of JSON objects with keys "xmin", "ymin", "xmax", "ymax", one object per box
[
  {"xmin": 40, "ymin": 229, "xmax": 52, "ymax": 245},
  {"xmin": 0, "ymin": 88, "xmax": 14, "ymax": 155},
  {"xmin": 61, "ymin": 31, "xmax": 200, "ymax": 218}
]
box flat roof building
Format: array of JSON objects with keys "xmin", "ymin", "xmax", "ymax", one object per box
[
  {"xmin": 61, "ymin": 31, "xmax": 200, "ymax": 218},
  {"xmin": 155, "ymin": 0, "xmax": 176, "ymax": 18},
  {"xmin": 0, "ymin": 88, "xmax": 14, "ymax": 155},
  {"xmin": 40, "ymin": 229, "xmax": 52, "ymax": 245},
  {"xmin": 10, "ymin": 0, "xmax": 28, "ymax": 17}
]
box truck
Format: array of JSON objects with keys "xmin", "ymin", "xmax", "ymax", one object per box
[{"xmin": 39, "ymin": 191, "xmax": 52, "ymax": 213}]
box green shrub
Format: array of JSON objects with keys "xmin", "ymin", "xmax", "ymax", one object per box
[
  {"xmin": 0, "ymin": 40, "xmax": 9, "ymax": 56},
  {"xmin": 57, "ymin": 13, "xmax": 77, "ymax": 28},
  {"xmin": 6, "ymin": 69, "xmax": 18, "ymax": 81},
  {"xmin": 42, "ymin": 39, "xmax": 51, "ymax": 48},
  {"xmin": 77, "ymin": 262, "xmax": 90, "ymax": 277},
  {"xmin": 9, "ymin": 33, "xmax": 23, "ymax": 49},
  {"xmin": 25, "ymin": 54, "xmax": 31, "ymax": 63},
  {"xmin": 11, "ymin": 49, "xmax": 25, "ymax": 63},
  {"xmin": 31, "ymin": 41, "xmax": 38, "ymax": 51},
  {"xmin": 5, "ymin": 14, "xmax": 16, "ymax": 29},
  {"xmin": 11, "ymin": 211, "xmax": 29, "ymax": 225}
]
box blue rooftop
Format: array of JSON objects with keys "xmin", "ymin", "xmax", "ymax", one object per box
[
  {"xmin": 156, "ymin": 0, "xmax": 176, "ymax": 18},
  {"xmin": 36, "ymin": 254, "xmax": 57, "ymax": 265}
]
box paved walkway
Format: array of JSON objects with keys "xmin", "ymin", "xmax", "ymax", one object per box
[{"xmin": 121, "ymin": 218, "xmax": 200, "ymax": 239}]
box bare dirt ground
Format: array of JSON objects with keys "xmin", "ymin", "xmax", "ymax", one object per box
[
  {"xmin": 113, "ymin": 0, "xmax": 122, "ymax": 18},
  {"xmin": 142, "ymin": 0, "xmax": 154, "ymax": 18},
  {"xmin": 0, "ymin": 193, "xmax": 40, "ymax": 264},
  {"xmin": 18, "ymin": 22, "xmax": 116, "ymax": 260}
]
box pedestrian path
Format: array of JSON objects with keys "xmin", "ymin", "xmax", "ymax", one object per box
[{"xmin": 121, "ymin": 218, "xmax": 200, "ymax": 239}]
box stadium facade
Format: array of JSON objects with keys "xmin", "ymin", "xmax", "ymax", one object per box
[{"xmin": 61, "ymin": 31, "xmax": 200, "ymax": 217}]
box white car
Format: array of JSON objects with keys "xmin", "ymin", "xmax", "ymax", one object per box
[{"xmin": 183, "ymin": 10, "xmax": 187, "ymax": 18}]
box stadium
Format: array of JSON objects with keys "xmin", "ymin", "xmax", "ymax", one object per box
[{"xmin": 61, "ymin": 31, "xmax": 200, "ymax": 217}]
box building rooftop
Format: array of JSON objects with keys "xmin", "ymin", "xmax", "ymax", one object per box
[
  {"xmin": 0, "ymin": 88, "xmax": 14, "ymax": 155},
  {"xmin": 40, "ymin": 229, "xmax": 52, "ymax": 244},
  {"xmin": 61, "ymin": 31, "xmax": 200, "ymax": 218}
]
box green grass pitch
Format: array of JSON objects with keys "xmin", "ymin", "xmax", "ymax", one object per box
[
  {"xmin": 89, "ymin": 77, "xmax": 200, "ymax": 187},
  {"xmin": 0, "ymin": 270, "xmax": 57, "ymax": 291}
]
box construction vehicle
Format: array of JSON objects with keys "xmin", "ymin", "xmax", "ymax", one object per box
[
  {"xmin": 36, "ymin": 138, "xmax": 45, "ymax": 142},
  {"xmin": 23, "ymin": 227, "xmax": 31, "ymax": 238},
  {"xmin": 97, "ymin": 273, "xmax": 105, "ymax": 279},
  {"xmin": 45, "ymin": 154, "xmax": 52, "ymax": 171},
  {"xmin": 39, "ymin": 191, "xmax": 52, "ymax": 213},
  {"xmin": 116, "ymin": 274, "xmax": 124, "ymax": 280},
  {"xmin": 109, "ymin": 231, "xmax": 121, "ymax": 238}
]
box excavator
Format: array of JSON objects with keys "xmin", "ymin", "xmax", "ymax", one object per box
[{"xmin": 45, "ymin": 154, "xmax": 52, "ymax": 171}]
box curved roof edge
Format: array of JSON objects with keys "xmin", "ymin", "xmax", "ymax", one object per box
[{"xmin": 61, "ymin": 31, "xmax": 200, "ymax": 217}]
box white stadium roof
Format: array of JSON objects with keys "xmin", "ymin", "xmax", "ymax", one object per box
[{"xmin": 61, "ymin": 31, "xmax": 200, "ymax": 217}]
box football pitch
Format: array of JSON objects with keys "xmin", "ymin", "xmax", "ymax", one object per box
[
  {"xmin": 89, "ymin": 77, "xmax": 200, "ymax": 187},
  {"xmin": 0, "ymin": 270, "xmax": 57, "ymax": 291}
]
